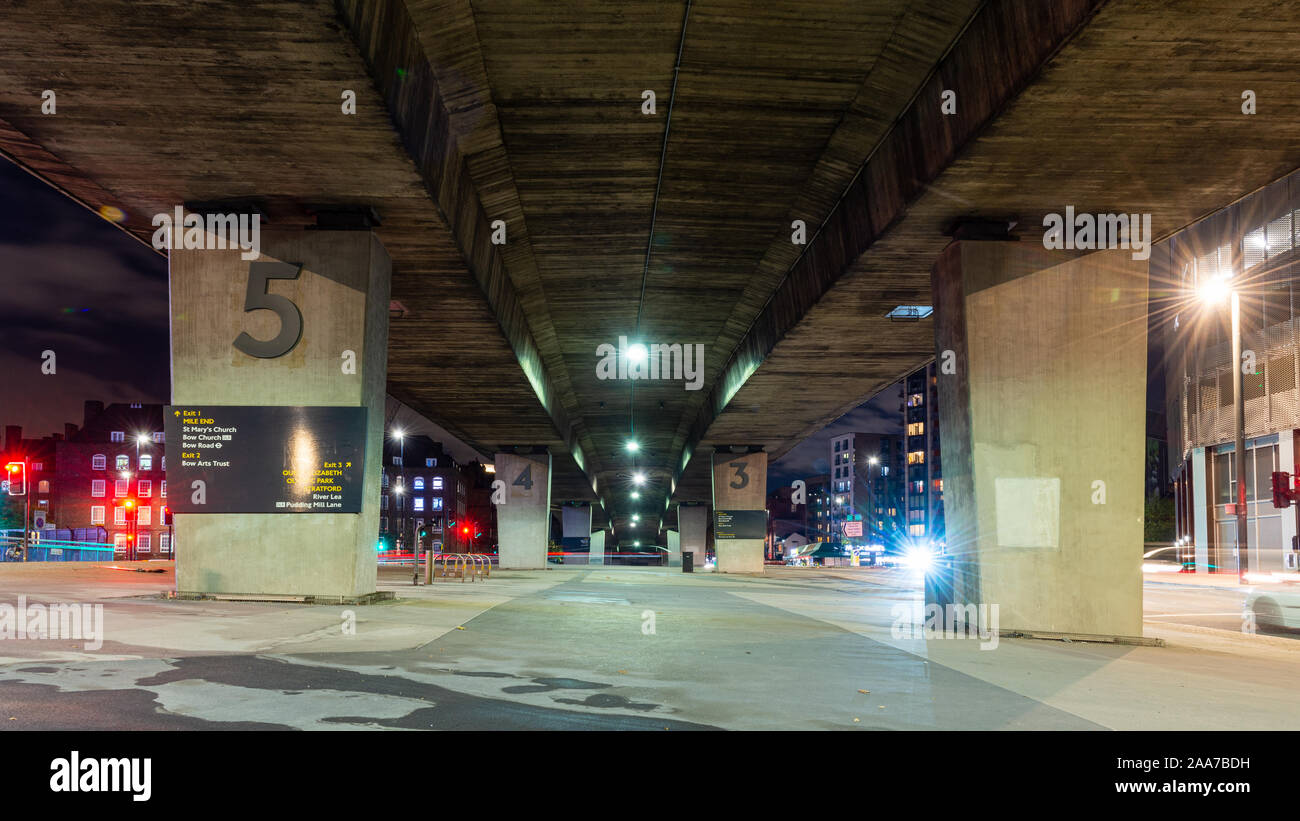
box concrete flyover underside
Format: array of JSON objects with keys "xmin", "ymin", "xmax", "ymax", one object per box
[{"xmin": 1, "ymin": 562, "xmax": 1298, "ymax": 730}]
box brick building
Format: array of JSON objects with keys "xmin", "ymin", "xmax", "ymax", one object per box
[
  {"xmin": 379, "ymin": 434, "xmax": 471, "ymax": 553},
  {"xmin": 2, "ymin": 401, "xmax": 171, "ymax": 556}
]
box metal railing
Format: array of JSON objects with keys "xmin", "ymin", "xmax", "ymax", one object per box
[{"xmin": 0, "ymin": 535, "xmax": 116, "ymax": 563}]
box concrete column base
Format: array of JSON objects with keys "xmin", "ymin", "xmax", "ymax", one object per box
[
  {"xmin": 712, "ymin": 450, "xmax": 767, "ymax": 574},
  {"xmin": 170, "ymin": 229, "xmax": 390, "ymax": 599},
  {"xmin": 932, "ymin": 240, "xmax": 1146, "ymax": 637},
  {"xmin": 494, "ymin": 452, "xmax": 552, "ymax": 569},
  {"xmin": 678, "ymin": 504, "xmax": 708, "ymax": 570}
]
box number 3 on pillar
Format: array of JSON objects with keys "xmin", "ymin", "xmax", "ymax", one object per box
[{"xmin": 233, "ymin": 261, "xmax": 304, "ymax": 359}]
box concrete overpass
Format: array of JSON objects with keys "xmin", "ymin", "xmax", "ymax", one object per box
[{"xmin": 3, "ymin": 0, "xmax": 1299, "ymax": 636}]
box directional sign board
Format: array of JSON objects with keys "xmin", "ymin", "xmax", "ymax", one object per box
[
  {"xmin": 715, "ymin": 509, "xmax": 766, "ymax": 540},
  {"xmin": 842, "ymin": 520, "xmax": 863, "ymax": 538},
  {"xmin": 164, "ymin": 405, "xmax": 367, "ymax": 513}
]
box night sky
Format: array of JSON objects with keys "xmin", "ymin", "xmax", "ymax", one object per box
[
  {"xmin": 0, "ymin": 153, "xmax": 902, "ymax": 478},
  {"xmin": 0, "ymin": 158, "xmax": 170, "ymax": 438}
]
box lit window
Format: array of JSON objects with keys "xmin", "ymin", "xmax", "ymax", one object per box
[
  {"xmin": 160, "ymin": 534, "xmax": 171, "ymax": 552},
  {"xmin": 392, "ymin": 456, "xmax": 403, "ymax": 466},
  {"xmin": 115, "ymin": 479, "xmax": 128, "ymax": 496},
  {"xmin": 431, "ymin": 477, "xmax": 444, "ymax": 490},
  {"xmin": 140, "ymin": 454, "xmax": 152, "ymax": 471},
  {"xmin": 35, "ymin": 479, "xmax": 48, "ymax": 495},
  {"xmin": 116, "ymin": 455, "xmax": 129, "ymax": 471},
  {"xmin": 907, "ymin": 393, "xmax": 924, "ymax": 408},
  {"xmin": 138, "ymin": 506, "xmax": 151, "ymax": 525},
  {"xmin": 907, "ymin": 422, "xmax": 924, "ymax": 436},
  {"xmin": 413, "ymin": 497, "xmax": 425, "ymax": 512},
  {"xmin": 90, "ymin": 506, "xmax": 105, "ymax": 525},
  {"xmin": 1243, "ymin": 229, "xmax": 1266, "ymax": 270},
  {"xmin": 139, "ymin": 480, "xmax": 152, "ymax": 497},
  {"xmin": 382, "ymin": 473, "xmax": 389, "ymax": 487},
  {"xmin": 152, "ymin": 431, "xmax": 165, "ymax": 443},
  {"xmin": 413, "ymin": 477, "xmax": 425, "ymax": 490},
  {"xmin": 138, "ymin": 534, "xmax": 151, "ymax": 551},
  {"xmin": 32, "ymin": 462, "xmax": 43, "ymax": 471},
  {"xmin": 114, "ymin": 507, "xmax": 126, "ymax": 526},
  {"xmin": 430, "ymin": 497, "xmax": 444, "ymax": 511},
  {"xmin": 1267, "ymin": 213, "xmax": 1293, "ymax": 259},
  {"xmin": 92, "ymin": 480, "xmax": 106, "ymax": 497},
  {"xmin": 111, "ymin": 431, "xmax": 125, "ymax": 443},
  {"xmin": 92, "ymin": 454, "xmax": 106, "ymax": 470},
  {"xmin": 160, "ymin": 481, "xmax": 166, "ymax": 498},
  {"xmin": 908, "ymin": 451, "xmax": 925, "ymax": 465},
  {"xmin": 161, "ymin": 456, "xmax": 165, "ymax": 471},
  {"xmin": 425, "ymin": 458, "xmax": 436, "ymax": 467}
]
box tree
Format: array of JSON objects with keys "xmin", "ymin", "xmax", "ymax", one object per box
[
  {"xmin": 0, "ymin": 494, "xmax": 24, "ymax": 531},
  {"xmin": 1144, "ymin": 494, "xmax": 1175, "ymax": 543}
]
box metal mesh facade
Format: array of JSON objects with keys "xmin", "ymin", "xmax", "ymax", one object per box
[{"xmin": 1163, "ymin": 168, "xmax": 1300, "ymax": 473}]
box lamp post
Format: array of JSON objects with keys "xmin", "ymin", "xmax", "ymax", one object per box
[
  {"xmin": 394, "ymin": 430, "xmax": 417, "ymax": 584},
  {"xmin": 867, "ymin": 456, "xmax": 880, "ymax": 546},
  {"xmin": 1201, "ymin": 276, "xmax": 1249, "ymax": 584},
  {"xmin": 135, "ymin": 434, "xmax": 150, "ymax": 562}
]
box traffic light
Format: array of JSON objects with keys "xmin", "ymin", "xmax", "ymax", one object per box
[
  {"xmin": 162, "ymin": 506, "xmax": 173, "ymax": 525},
  {"xmin": 1272, "ymin": 471, "xmax": 1292, "ymax": 509},
  {"xmin": 4, "ymin": 462, "xmax": 26, "ymax": 496}
]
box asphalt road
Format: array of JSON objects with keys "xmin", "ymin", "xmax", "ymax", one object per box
[{"xmin": 1143, "ymin": 580, "xmax": 1299, "ymax": 638}]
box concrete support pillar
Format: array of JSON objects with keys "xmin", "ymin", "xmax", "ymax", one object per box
[
  {"xmin": 711, "ymin": 450, "xmax": 768, "ymax": 573},
  {"xmin": 932, "ymin": 241, "xmax": 1147, "ymax": 637},
  {"xmin": 666, "ymin": 529, "xmax": 681, "ymax": 567},
  {"xmin": 170, "ymin": 229, "xmax": 390, "ymax": 600},
  {"xmin": 561, "ymin": 503, "xmax": 592, "ymax": 565},
  {"xmin": 589, "ymin": 529, "xmax": 605, "ymax": 566},
  {"xmin": 678, "ymin": 504, "xmax": 708, "ymax": 569},
  {"xmin": 494, "ymin": 452, "xmax": 551, "ymax": 569}
]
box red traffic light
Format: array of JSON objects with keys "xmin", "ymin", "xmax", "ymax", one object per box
[
  {"xmin": 462, "ymin": 526, "xmax": 470, "ymax": 535},
  {"xmin": 1272, "ymin": 471, "xmax": 1293, "ymax": 509},
  {"xmin": 4, "ymin": 462, "xmax": 26, "ymax": 496}
]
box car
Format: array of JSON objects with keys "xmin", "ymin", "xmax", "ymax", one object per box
[{"xmin": 1246, "ymin": 582, "xmax": 1300, "ymax": 633}]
